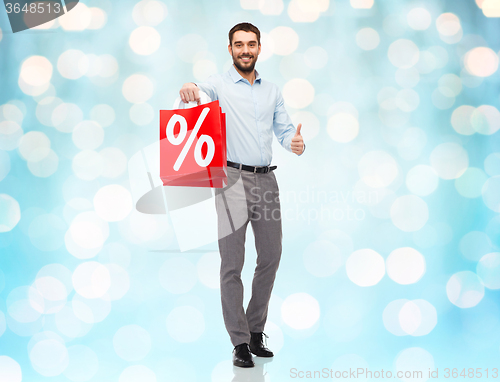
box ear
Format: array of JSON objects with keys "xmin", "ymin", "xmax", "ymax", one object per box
[
  {"xmin": 228, "ymin": 44, "xmax": 232, "ymax": 55},
  {"xmin": 258, "ymin": 44, "xmax": 261, "ymax": 56}
]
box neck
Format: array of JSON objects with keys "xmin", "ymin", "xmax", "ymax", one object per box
[{"xmin": 233, "ymin": 64, "xmax": 256, "ymax": 85}]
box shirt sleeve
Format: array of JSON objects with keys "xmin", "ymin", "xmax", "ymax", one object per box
[
  {"xmin": 193, "ymin": 75, "xmax": 219, "ymax": 102},
  {"xmin": 273, "ymin": 88, "xmax": 304, "ymax": 155}
]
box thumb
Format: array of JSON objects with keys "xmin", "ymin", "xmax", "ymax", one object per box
[{"xmin": 294, "ymin": 123, "xmax": 302, "ymax": 136}]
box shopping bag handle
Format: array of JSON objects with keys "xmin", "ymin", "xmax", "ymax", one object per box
[{"xmin": 173, "ymin": 90, "xmax": 211, "ymax": 109}]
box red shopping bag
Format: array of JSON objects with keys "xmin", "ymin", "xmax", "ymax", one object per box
[{"xmin": 160, "ymin": 100, "xmax": 227, "ymax": 188}]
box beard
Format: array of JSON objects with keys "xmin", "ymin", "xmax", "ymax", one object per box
[{"xmin": 232, "ymin": 52, "xmax": 258, "ymax": 73}]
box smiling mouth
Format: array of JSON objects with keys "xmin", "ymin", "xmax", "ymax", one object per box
[{"xmin": 240, "ymin": 56, "xmax": 253, "ymax": 62}]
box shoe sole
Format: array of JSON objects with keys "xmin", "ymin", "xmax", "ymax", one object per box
[{"xmin": 233, "ymin": 362, "xmax": 255, "ymax": 368}]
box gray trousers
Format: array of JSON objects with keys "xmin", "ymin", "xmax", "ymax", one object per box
[{"xmin": 214, "ymin": 166, "xmax": 282, "ymax": 346}]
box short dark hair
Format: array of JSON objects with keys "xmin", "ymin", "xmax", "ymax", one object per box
[{"xmin": 228, "ymin": 22, "xmax": 261, "ymax": 46}]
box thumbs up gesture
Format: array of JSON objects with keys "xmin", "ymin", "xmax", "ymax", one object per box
[{"xmin": 291, "ymin": 123, "xmax": 305, "ymax": 155}]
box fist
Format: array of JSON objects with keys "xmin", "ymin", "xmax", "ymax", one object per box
[
  {"xmin": 291, "ymin": 123, "xmax": 304, "ymax": 155},
  {"xmin": 179, "ymin": 83, "xmax": 200, "ymax": 104}
]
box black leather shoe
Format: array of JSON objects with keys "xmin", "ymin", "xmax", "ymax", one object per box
[
  {"xmin": 232, "ymin": 343, "xmax": 254, "ymax": 368},
  {"xmin": 249, "ymin": 332, "xmax": 274, "ymax": 357}
]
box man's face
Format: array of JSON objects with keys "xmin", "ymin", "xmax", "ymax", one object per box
[{"xmin": 228, "ymin": 30, "xmax": 261, "ymax": 73}]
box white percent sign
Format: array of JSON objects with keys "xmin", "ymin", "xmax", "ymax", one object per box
[{"xmin": 166, "ymin": 107, "xmax": 216, "ymax": 171}]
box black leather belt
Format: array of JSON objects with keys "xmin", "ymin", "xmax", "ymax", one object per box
[{"xmin": 227, "ymin": 161, "xmax": 277, "ymax": 174}]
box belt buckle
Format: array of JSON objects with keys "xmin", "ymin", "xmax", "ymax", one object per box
[{"xmin": 253, "ymin": 166, "xmax": 257, "ymax": 173}]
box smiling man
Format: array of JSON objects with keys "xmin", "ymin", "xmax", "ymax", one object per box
[{"xmin": 179, "ymin": 22, "xmax": 305, "ymax": 368}]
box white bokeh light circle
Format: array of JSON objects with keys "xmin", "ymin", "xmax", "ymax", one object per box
[
  {"xmin": 471, "ymin": 105, "xmax": 500, "ymax": 135},
  {"xmin": 63, "ymin": 344, "xmax": 99, "ymax": 382},
  {"xmin": 18, "ymin": 131, "xmax": 51, "ymax": 162},
  {"xmin": 193, "ymin": 59, "xmax": 218, "ymax": 82},
  {"xmin": 407, "ymin": 7, "xmax": 432, "ymax": 30},
  {"xmin": 395, "ymin": 347, "xmax": 434, "ymax": 379},
  {"xmin": 159, "ymin": 257, "xmax": 197, "ymax": 294},
  {"xmin": 72, "ymin": 261, "xmax": 111, "ymax": 299},
  {"xmin": 72, "ymin": 293, "xmax": 111, "ymax": 324},
  {"xmin": 31, "ymin": 276, "xmax": 67, "ymax": 314},
  {"xmin": 0, "ymin": 356, "xmax": 22, "ymax": 382},
  {"xmin": 388, "ymin": 39, "xmax": 420, "ymax": 68},
  {"xmin": 29, "ymin": 339, "xmax": 69, "ymax": 377},
  {"xmin": 72, "ymin": 121, "xmax": 104, "ymax": 150},
  {"xmin": 99, "ymin": 147, "xmax": 127, "ymax": 178},
  {"xmin": 459, "ymin": 231, "xmax": 493, "ymax": 261},
  {"xmin": 122, "ymin": 74, "xmax": 154, "ymax": 103},
  {"xmin": 104, "ymin": 264, "xmax": 130, "ymax": 300},
  {"xmin": 119, "ymin": 365, "xmax": 157, "ymax": 382},
  {"xmin": 327, "ymin": 113, "xmax": 359, "ymax": 143},
  {"xmin": 395, "ymin": 67, "xmax": 420, "ymax": 88},
  {"xmin": 68, "ymin": 211, "xmax": 109, "ymax": 250},
  {"xmin": 406, "ymin": 165, "xmax": 439, "ymax": 196},
  {"xmin": 303, "ymin": 240, "xmax": 343, "ymax": 277},
  {"xmin": 51, "ymin": 103, "xmax": 83, "ymax": 133},
  {"xmin": 20, "ymin": 55, "xmax": 53, "ymax": 87},
  {"xmin": 383, "ymin": 298, "xmax": 410, "ymax": 336},
  {"xmin": 401, "ymin": 299, "xmax": 437, "ymax": 336},
  {"xmin": 0, "ymin": 194, "xmax": 21, "ymax": 232},
  {"xmin": 281, "ymin": 292, "xmax": 320, "ymax": 329},
  {"xmin": 430, "ymin": 142, "xmax": 469, "ymax": 179},
  {"xmin": 0, "ymin": 121, "xmax": 23, "ymax": 151},
  {"xmin": 477, "ymin": 252, "xmax": 500, "ymax": 289},
  {"xmin": 484, "ymin": 153, "xmax": 500, "ymax": 176},
  {"xmin": 482, "ymin": 175, "xmax": 500, "ymax": 212},
  {"xmin": 287, "ymin": 0, "xmax": 327, "ymax": 22},
  {"xmin": 129, "ymin": 26, "xmax": 161, "ymax": 56},
  {"xmin": 7, "ymin": 286, "xmax": 43, "ymax": 323},
  {"xmin": 291, "ymin": 111, "xmax": 320, "ymax": 141},
  {"xmin": 57, "ymin": 50, "xmax": 89, "ymax": 80},
  {"xmin": 59, "ymin": 2, "xmax": 91, "ymax": 31},
  {"xmin": 451, "ymin": 105, "xmax": 475, "ymax": 135},
  {"xmin": 282, "ymin": 78, "xmax": 315, "ymax": 109},
  {"xmin": 129, "ymin": 102, "xmax": 154, "ymax": 126},
  {"xmin": 356, "ymin": 28, "xmax": 380, "ymax": 50},
  {"xmin": 166, "ymin": 306, "xmax": 205, "ymax": 343},
  {"xmin": 93, "ymin": 185, "xmax": 133, "ymax": 222},
  {"xmin": 455, "ymin": 167, "xmax": 488, "ymax": 198},
  {"xmin": 346, "ymin": 249, "xmax": 385, "ymax": 287},
  {"xmin": 90, "ymin": 104, "xmax": 115, "ymax": 127},
  {"xmin": 133, "ymin": 0, "xmax": 167, "ymax": 26},
  {"xmin": 88, "ymin": 7, "xmax": 107, "ymax": 30},
  {"xmin": 113, "ymin": 324, "xmax": 151, "ymax": 361},
  {"xmin": 27, "ymin": 149, "xmax": 59, "ymax": 178},
  {"xmin": 72, "ymin": 150, "xmax": 103, "ymax": 180},
  {"xmin": 304, "ymin": 46, "xmax": 328, "ymax": 69},
  {"xmin": 55, "ymin": 305, "xmax": 93, "ymax": 338},
  {"xmin": 176, "ymin": 34, "xmax": 208, "ymax": 63},
  {"xmin": 37, "ymin": 264, "xmax": 73, "ymax": 297},
  {"xmin": 447, "ymin": 271, "xmax": 485, "ymax": 308},
  {"xmin": 386, "ymin": 247, "xmax": 426, "ymax": 285},
  {"xmin": 358, "ymin": 150, "xmax": 398, "ymax": 188},
  {"xmin": 390, "ymin": 195, "xmax": 429, "ymax": 232},
  {"xmin": 197, "ymin": 252, "xmax": 220, "ymax": 289},
  {"xmin": 464, "ymin": 47, "xmax": 499, "ymax": 77},
  {"xmin": 268, "ymin": 26, "xmax": 299, "ymax": 55}
]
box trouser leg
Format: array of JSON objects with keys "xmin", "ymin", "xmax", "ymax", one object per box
[
  {"xmin": 245, "ymin": 172, "xmax": 282, "ymax": 332},
  {"xmin": 215, "ymin": 168, "xmax": 252, "ymax": 346}
]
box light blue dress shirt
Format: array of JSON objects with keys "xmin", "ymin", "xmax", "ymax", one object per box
[{"xmin": 194, "ymin": 65, "xmax": 303, "ymax": 167}]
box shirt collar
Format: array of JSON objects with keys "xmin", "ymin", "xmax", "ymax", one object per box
[{"xmin": 229, "ymin": 64, "xmax": 261, "ymax": 84}]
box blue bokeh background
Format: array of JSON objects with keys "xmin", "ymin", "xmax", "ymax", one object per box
[{"xmin": 1, "ymin": 0, "xmax": 500, "ymax": 380}]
